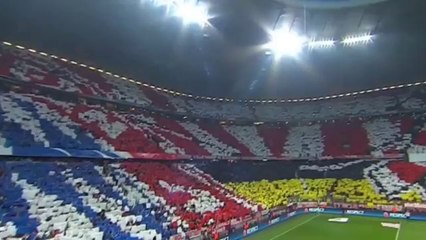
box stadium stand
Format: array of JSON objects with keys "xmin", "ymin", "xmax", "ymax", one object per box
[
  {"xmin": 0, "ymin": 160, "xmax": 261, "ymax": 239},
  {"xmin": 1, "ymin": 44, "xmax": 426, "ymax": 239},
  {"xmin": 1, "ymin": 45, "xmax": 426, "ymax": 123},
  {"xmin": 2, "ymin": 159, "xmax": 425, "ymax": 239},
  {"xmin": 0, "ymin": 89, "xmax": 425, "ymax": 158},
  {"xmin": 200, "ymin": 160, "xmax": 426, "ymax": 209}
]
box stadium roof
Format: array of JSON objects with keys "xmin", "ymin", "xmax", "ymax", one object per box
[{"xmin": 1, "ymin": 0, "xmax": 426, "ymax": 99}]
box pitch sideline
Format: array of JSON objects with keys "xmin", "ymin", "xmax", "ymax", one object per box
[
  {"xmin": 395, "ymin": 222, "xmax": 402, "ymax": 240},
  {"xmin": 269, "ymin": 214, "xmax": 321, "ymax": 240}
]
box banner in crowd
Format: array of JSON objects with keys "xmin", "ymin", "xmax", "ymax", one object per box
[
  {"xmin": 405, "ymin": 203, "xmax": 426, "ymax": 210},
  {"xmin": 0, "ymin": 146, "xmax": 404, "ymax": 161}
]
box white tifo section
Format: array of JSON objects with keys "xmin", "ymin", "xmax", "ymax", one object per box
[
  {"xmin": 165, "ymin": 95, "xmax": 188, "ymax": 113},
  {"xmin": 11, "ymin": 51, "xmax": 93, "ymax": 93},
  {"xmin": 180, "ymin": 122, "xmax": 240, "ymax": 156},
  {"xmin": 224, "ymin": 125, "xmax": 271, "ymax": 156},
  {"xmin": 94, "ymin": 164, "xmax": 179, "ymax": 224},
  {"xmin": 0, "ymin": 94, "xmax": 50, "ymax": 147},
  {"xmin": 0, "ymin": 134, "xmax": 12, "ymax": 154},
  {"xmin": 184, "ymin": 188, "xmax": 223, "ymax": 214},
  {"xmin": 253, "ymin": 94, "xmax": 422, "ymax": 122},
  {"xmin": 166, "ymin": 95, "xmax": 254, "ymax": 119},
  {"xmin": 178, "ymin": 164, "xmax": 259, "ymax": 212},
  {"xmin": 299, "ymin": 160, "xmax": 364, "ymax": 171},
  {"xmin": 10, "ymin": 50, "xmax": 154, "ymax": 105},
  {"xmin": 0, "ymin": 222, "xmax": 17, "ymax": 240},
  {"xmin": 364, "ymin": 161, "xmax": 426, "ymax": 200},
  {"xmin": 11, "ymin": 173, "xmax": 103, "ymax": 240},
  {"xmin": 78, "ymin": 109, "xmax": 128, "ymax": 139},
  {"xmin": 363, "ymin": 118, "xmax": 411, "ymax": 156},
  {"xmin": 61, "ymin": 169, "xmax": 161, "ymax": 240},
  {"xmin": 102, "ymin": 75, "xmax": 151, "ymax": 106},
  {"xmin": 157, "ymin": 178, "xmax": 223, "ymax": 215},
  {"xmin": 284, "ymin": 124, "xmax": 324, "ymax": 158},
  {"xmin": 408, "ymin": 152, "xmax": 426, "ymax": 163}
]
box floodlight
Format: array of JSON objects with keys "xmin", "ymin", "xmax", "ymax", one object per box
[
  {"xmin": 308, "ymin": 39, "xmax": 335, "ymax": 49},
  {"xmin": 341, "ymin": 34, "xmax": 373, "ymax": 45},
  {"xmin": 174, "ymin": 0, "xmax": 210, "ymax": 26},
  {"xmin": 266, "ymin": 31, "xmax": 307, "ymax": 57}
]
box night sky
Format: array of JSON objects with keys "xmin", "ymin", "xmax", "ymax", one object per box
[{"xmin": 1, "ymin": 0, "xmax": 426, "ymax": 99}]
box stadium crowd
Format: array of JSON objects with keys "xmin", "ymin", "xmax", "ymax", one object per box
[
  {"xmin": 0, "ymin": 89, "xmax": 425, "ymax": 159},
  {"xmin": 0, "ymin": 159, "xmax": 425, "ymax": 239},
  {"xmin": 1, "ymin": 45, "xmax": 426, "ymax": 123},
  {"xmin": 0, "ymin": 44, "xmax": 426, "ymax": 240}
]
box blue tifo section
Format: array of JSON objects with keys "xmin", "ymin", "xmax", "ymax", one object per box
[
  {"xmin": 11, "ymin": 97, "xmax": 102, "ymax": 151},
  {"xmin": 0, "ymin": 146, "xmax": 122, "ymax": 159},
  {"xmin": 228, "ymin": 208, "xmax": 426, "ymax": 240},
  {"xmin": 7, "ymin": 161, "xmax": 138, "ymax": 240},
  {"xmin": 0, "ymin": 161, "xmax": 39, "ymax": 236}
]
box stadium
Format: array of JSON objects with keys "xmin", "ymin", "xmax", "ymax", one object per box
[{"xmin": 1, "ymin": 0, "xmax": 426, "ymax": 239}]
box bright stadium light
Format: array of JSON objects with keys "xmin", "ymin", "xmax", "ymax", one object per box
[
  {"xmin": 174, "ymin": 0, "xmax": 210, "ymax": 26},
  {"xmin": 341, "ymin": 34, "xmax": 373, "ymax": 46},
  {"xmin": 308, "ymin": 39, "xmax": 335, "ymax": 49},
  {"xmin": 266, "ymin": 30, "xmax": 307, "ymax": 57}
]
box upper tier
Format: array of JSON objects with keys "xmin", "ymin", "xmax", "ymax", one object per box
[
  {"xmin": 0, "ymin": 89, "xmax": 426, "ymax": 159},
  {"xmin": 1, "ymin": 44, "xmax": 426, "ymax": 122}
]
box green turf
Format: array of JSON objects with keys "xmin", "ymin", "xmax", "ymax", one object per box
[{"xmin": 245, "ymin": 214, "xmax": 426, "ymax": 240}]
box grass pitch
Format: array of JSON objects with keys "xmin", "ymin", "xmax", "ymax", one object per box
[{"xmin": 245, "ymin": 214, "xmax": 425, "ymax": 240}]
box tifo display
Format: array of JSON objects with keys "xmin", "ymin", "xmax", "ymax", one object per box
[
  {"xmin": 1, "ymin": 159, "xmax": 426, "ymax": 239},
  {"xmin": 1, "ymin": 44, "xmax": 426, "ymax": 160},
  {"xmin": 0, "ymin": 38, "xmax": 426, "ymax": 240}
]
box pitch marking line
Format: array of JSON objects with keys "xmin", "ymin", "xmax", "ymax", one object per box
[
  {"xmin": 270, "ymin": 214, "xmax": 321, "ymax": 240},
  {"xmin": 395, "ymin": 222, "xmax": 402, "ymax": 240}
]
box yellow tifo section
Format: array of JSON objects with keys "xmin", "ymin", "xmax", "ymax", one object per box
[
  {"xmin": 401, "ymin": 190, "xmax": 424, "ymax": 203},
  {"xmin": 226, "ymin": 179, "xmax": 388, "ymax": 209}
]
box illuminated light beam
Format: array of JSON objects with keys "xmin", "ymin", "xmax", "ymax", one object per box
[
  {"xmin": 174, "ymin": 0, "xmax": 210, "ymax": 27},
  {"xmin": 307, "ymin": 39, "xmax": 335, "ymax": 49},
  {"xmin": 341, "ymin": 34, "xmax": 373, "ymax": 46},
  {"xmin": 266, "ymin": 31, "xmax": 307, "ymax": 58}
]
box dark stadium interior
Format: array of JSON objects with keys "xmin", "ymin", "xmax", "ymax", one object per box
[
  {"xmin": 1, "ymin": 0, "xmax": 426, "ymax": 98},
  {"xmin": 1, "ymin": 0, "xmax": 426, "ymax": 239}
]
